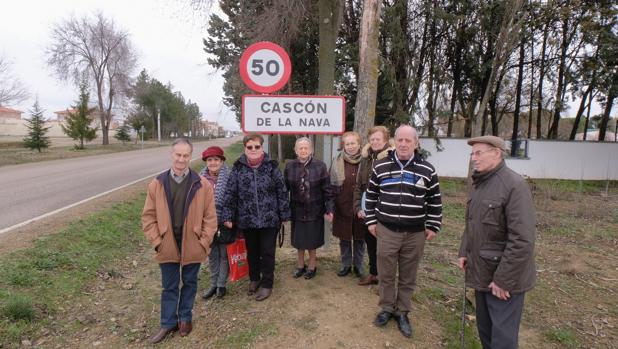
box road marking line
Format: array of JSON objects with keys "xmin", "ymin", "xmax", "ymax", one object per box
[{"xmin": 0, "ymin": 155, "xmax": 204, "ymax": 235}]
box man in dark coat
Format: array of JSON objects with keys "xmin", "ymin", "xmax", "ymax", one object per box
[{"xmin": 458, "ymin": 135, "xmax": 536, "ymax": 349}]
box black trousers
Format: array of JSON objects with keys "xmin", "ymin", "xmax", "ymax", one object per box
[
  {"xmin": 244, "ymin": 227, "xmax": 278, "ymax": 289},
  {"xmin": 364, "ymin": 229, "xmax": 378, "ymax": 276},
  {"xmin": 475, "ymin": 291, "xmax": 525, "ymax": 349}
]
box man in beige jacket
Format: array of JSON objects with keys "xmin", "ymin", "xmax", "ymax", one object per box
[{"xmin": 142, "ymin": 138, "xmax": 217, "ymax": 343}]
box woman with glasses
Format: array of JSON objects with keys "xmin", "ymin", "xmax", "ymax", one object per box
[
  {"xmin": 284, "ymin": 137, "xmax": 333, "ymax": 279},
  {"xmin": 330, "ymin": 131, "xmax": 366, "ymax": 279},
  {"xmin": 222, "ymin": 133, "xmax": 291, "ymax": 301}
]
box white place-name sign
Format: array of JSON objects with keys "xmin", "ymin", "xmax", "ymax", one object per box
[{"xmin": 242, "ymin": 95, "xmax": 345, "ymax": 134}]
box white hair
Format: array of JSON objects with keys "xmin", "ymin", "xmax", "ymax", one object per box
[
  {"xmin": 295, "ymin": 136, "xmax": 313, "ymax": 149},
  {"xmin": 394, "ymin": 124, "xmax": 419, "ymax": 141}
]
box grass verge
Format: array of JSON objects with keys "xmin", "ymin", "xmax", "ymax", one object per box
[
  {"xmin": 0, "ymin": 196, "xmax": 145, "ymax": 345},
  {"xmin": 0, "ymin": 143, "xmax": 164, "ymax": 167}
]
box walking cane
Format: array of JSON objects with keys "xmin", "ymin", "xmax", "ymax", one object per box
[{"xmin": 461, "ymin": 268, "xmax": 466, "ymax": 349}]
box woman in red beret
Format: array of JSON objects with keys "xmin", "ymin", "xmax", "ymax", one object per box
[{"xmin": 199, "ymin": 146, "xmax": 235, "ymax": 300}]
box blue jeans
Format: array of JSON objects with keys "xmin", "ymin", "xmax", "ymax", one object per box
[{"xmin": 159, "ymin": 263, "xmax": 201, "ymax": 328}]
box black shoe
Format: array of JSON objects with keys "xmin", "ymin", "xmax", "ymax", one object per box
[
  {"xmin": 373, "ymin": 311, "xmax": 393, "ymax": 327},
  {"xmin": 353, "ymin": 266, "xmax": 363, "ymax": 277},
  {"xmin": 304, "ymin": 267, "xmax": 317, "ymax": 279},
  {"xmin": 216, "ymin": 287, "xmax": 227, "ymax": 298},
  {"xmin": 337, "ymin": 266, "xmax": 351, "ymax": 277},
  {"xmin": 293, "ymin": 266, "xmax": 306, "ymax": 278},
  {"xmin": 396, "ymin": 314, "xmax": 412, "ymax": 338},
  {"xmin": 201, "ymin": 286, "xmax": 216, "ymax": 300}
]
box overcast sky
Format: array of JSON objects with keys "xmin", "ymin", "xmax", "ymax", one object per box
[{"xmin": 0, "ymin": 0, "xmax": 240, "ymax": 130}]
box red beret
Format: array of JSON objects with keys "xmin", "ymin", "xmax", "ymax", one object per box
[{"xmin": 201, "ymin": 146, "xmax": 226, "ymax": 161}]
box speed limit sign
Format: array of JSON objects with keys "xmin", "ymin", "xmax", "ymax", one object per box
[{"xmin": 239, "ymin": 41, "xmax": 292, "ymax": 93}]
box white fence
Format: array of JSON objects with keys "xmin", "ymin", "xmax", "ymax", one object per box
[{"xmin": 420, "ymin": 138, "xmax": 618, "ymax": 180}]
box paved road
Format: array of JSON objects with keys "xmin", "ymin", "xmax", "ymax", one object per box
[{"xmin": 0, "ymin": 137, "xmax": 241, "ymax": 232}]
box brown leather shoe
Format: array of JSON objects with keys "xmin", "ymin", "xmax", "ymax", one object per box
[
  {"xmin": 148, "ymin": 325, "xmax": 178, "ymax": 344},
  {"xmin": 358, "ymin": 274, "xmax": 378, "ymax": 285},
  {"xmin": 247, "ymin": 281, "xmax": 259, "ymax": 295},
  {"xmin": 255, "ymin": 287, "xmax": 272, "ymax": 301},
  {"xmin": 179, "ymin": 321, "xmax": 193, "ymax": 337}
]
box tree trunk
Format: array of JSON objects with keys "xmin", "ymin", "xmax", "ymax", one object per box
[
  {"xmin": 598, "ymin": 89, "xmax": 616, "ymax": 141},
  {"xmin": 536, "ymin": 2, "xmax": 551, "ymax": 139},
  {"xmin": 317, "ymin": 0, "xmax": 341, "ymax": 159},
  {"xmin": 583, "ymin": 93, "xmax": 593, "ymax": 141},
  {"xmin": 476, "ymin": 0, "xmax": 524, "ymax": 136},
  {"xmin": 512, "ymin": 36, "xmax": 525, "ymax": 156},
  {"xmin": 548, "ymin": 9, "xmax": 570, "ymax": 139},
  {"xmin": 353, "ymin": 0, "xmax": 381, "ymax": 143},
  {"xmin": 527, "ymin": 36, "xmax": 534, "ymax": 139},
  {"xmin": 448, "ymin": 19, "xmax": 465, "ymax": 138},
  {"xmin": 569, "ymin": 84, "xmax": 591, "ymax": 140},
  {"xmin": 490, "ymin": 68, "xmax": 507, "ymax": 136},
  {"xmin": 426, "ymin": 1, "xmax": 437, "ymax": 137},
  {"xmin": 407, "ymin": 2, "xmax": 430, "ymax": 114}
]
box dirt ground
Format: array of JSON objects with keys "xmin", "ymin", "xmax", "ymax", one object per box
[{"xmin": 3, "ymin": 180, "xmax": 617, "ymax": 348}]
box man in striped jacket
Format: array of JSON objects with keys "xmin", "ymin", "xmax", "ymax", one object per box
[{"xmin": 365, "ymin": 124, "xmax": 442, "ymax": 338}]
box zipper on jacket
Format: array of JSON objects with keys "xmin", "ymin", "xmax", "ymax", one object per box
[
  {"xmin": 253, "ymin": 168, "xmax": 261, "ymax": 219},
  {"xmin": 180, "ymin": 180, "xmax": 195, "ymax": 265}
]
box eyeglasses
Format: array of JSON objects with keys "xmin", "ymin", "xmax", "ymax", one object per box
[
  {"xmin": 470, "ymin": 148, "xmax": 497, "ymax": 157},
  {"xmin": 246, "ymin": 145, "xmax": 262, "ymax": 150}
]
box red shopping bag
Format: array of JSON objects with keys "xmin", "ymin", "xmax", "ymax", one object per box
[{"xmin": 227, "ymin": 237, "xmax": 249, "ymax": 281}]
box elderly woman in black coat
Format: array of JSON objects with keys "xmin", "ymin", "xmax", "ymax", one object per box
[{"xmin": 284, "ymin": 137, "xmax": 334, "ymax": 279}]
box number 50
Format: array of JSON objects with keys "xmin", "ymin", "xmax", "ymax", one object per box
[{"xmin": 251, "ymin": 59, "xmax": 280, "ymax": 76}]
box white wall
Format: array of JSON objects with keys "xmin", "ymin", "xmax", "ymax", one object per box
[
  {"xmin": 420, "ymin": 138, "xmax": 618, "ymax": 180},
  {"xmin": 0, "ymin": 119, "xmax": 118, "ymax": 139}
]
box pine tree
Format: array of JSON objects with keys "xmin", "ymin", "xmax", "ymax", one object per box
[
  {"xmin": 23, "ymin": 99, "xmax": 51, "ymax": 152},
  {"xmin": 62, "ymin": 82, "xmax": 97, "ymax": 149},
  {"xmin": 114, "ymin": 123, "xmax": 131, "ymax": 145}
]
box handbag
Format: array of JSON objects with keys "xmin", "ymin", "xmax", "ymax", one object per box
[{"xmin": 226, "ymin": 237, "xmax": 249, "ymax": 281}]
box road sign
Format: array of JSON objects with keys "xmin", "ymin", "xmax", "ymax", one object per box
[
  {"xmin": 239, "ymin": 42, "xmax": 292, "ymax": 93},
  {"xmin": 242, "ymin": 95, "xmax": 345, "ymax": 134}
]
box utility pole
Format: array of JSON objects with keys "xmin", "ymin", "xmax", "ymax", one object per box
[{"xmin": 157, "ymin": 109, "xmax": 161, "ymax": 143}]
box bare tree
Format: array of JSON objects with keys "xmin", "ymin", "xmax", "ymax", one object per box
[
  {"xmin": 0, "ymin": 54, "xmax": 29, "ymax": 107},
  {"xmin": 475, "ymin": 0, "xmax": 525, "ymax": 137},
  {"xmin": 46, "ymin": 12, "xmax": 137, "ymax": 145},
  {"xmin": 352, "ymin": 0, "xmax": 381, "ymax": 143}
]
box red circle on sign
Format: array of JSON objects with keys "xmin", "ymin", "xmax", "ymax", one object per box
[{"xmin": 239, "ymin": 41, "xmax": 292, "ymax": 93}]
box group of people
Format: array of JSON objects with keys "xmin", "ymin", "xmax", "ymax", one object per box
[{"xmin": 141, "ymin": 126, "xmax": 536, "ymax": 349}]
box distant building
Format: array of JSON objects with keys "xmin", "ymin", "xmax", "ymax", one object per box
[
  {"xmin": 0, "ymin": 106, "xmax": 23, "ymax": 120},
  {"xmin": 54, "ymin": 108, "xmax": 118, "ymax": 130},
  {"xmin": 200, "ymin": 120, "xmax": 220, "ymax": 138},
  {"xmin": 54, "ymin": 108, "xmax": 78, "ymax": 122}
]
